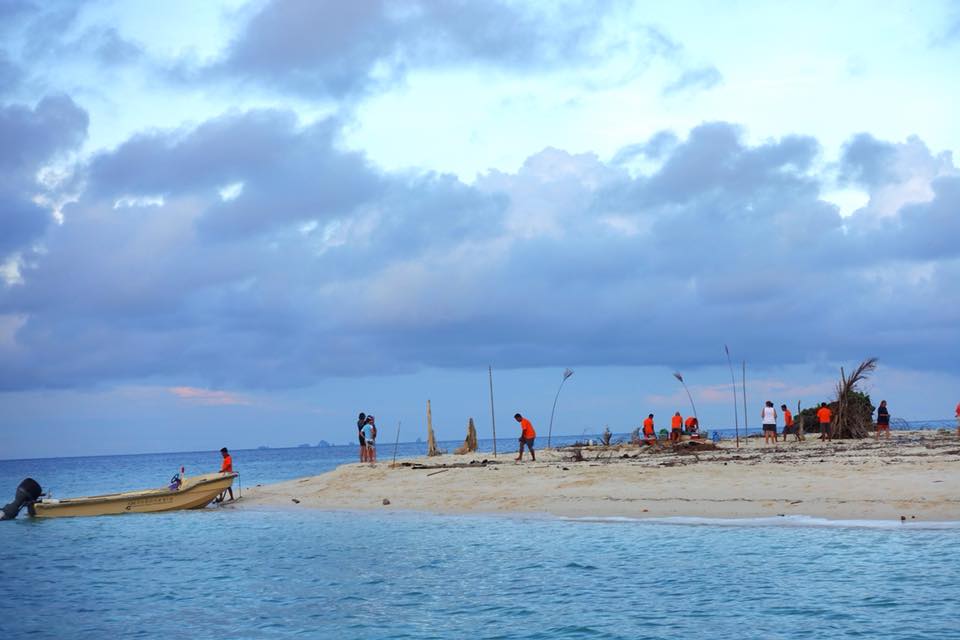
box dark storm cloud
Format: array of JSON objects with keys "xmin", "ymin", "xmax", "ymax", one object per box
[
  {"xmin": 2, "ymin": 113, "xmax": 957, "ymax": 391},
  {"xmin": 0, "ymin": 94, "xmax": 88, "ymax": 259},
  {"xmin": 662, "ymin": 65, "xmax": 722, "ymax": 96},
  {"xmin": 202, "ymin": 0, "xmax": 627, "ymax": 96}
]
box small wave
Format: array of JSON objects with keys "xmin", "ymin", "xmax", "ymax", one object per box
[{"xmin": 563, "ymin": 514, "xmax": 960, "ymax": 530}]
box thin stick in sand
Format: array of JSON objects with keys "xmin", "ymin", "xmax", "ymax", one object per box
[
  {"xmin": 488, "ymin": 365, "xmax": 497, "ymax": 457},
  {"xmin": 742, "ymin": 360, "xmax": 749, "ymax": 444},
  {"xmin": 391, "ymin": 420, "xmax": 401, "ymax": 467},
  {"xmin": 725, "ymin": 344, "xmax": 740, "ymax": 447}
]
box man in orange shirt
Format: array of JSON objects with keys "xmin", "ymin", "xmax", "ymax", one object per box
[
  {"xmin": 514, "ymin": 413, "xmax": 536, "ymax": 462},
  {"xmin": 684, "ymin": 415, "xmax": 698, "ymax": 435},
  {"xmin": 216, "ymin": 447, "xmax": 235, "ymax": 502},
  {"xmin": 642, "ymin": 414, "xmax": 656, "ymax": 446},
  {"xmin": 781, "ymin": 405, "xmax": 800, "ymax": 442},
  {"xmin": 816, "ymin": 403, "xmax": 832, "ymax": 442},
  {"xmin": 670, "ymin": 412, "xmax": 683, "ymax": 442}
]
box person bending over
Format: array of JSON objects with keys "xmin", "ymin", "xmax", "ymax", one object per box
[
  {"xmin": 642, "ymin": 414, "xmax": 656, "ymax": 446},
  {"xmin": 514, "ymin": 413, "xmax": 536, "ymax": 462},
  {"xmin": 670, "ymin": 412, "xmax": 682, "ymax": 443}
]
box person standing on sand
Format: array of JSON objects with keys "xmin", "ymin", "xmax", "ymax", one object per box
[
  {"xmin": 514, "ymin": 413, "xmax": 536, "ymax": 462},
  {"xmin": 364, "ymin": 415, "xmax": 377, "ymax": 463},
  {"xmin": 875, "ymin": 400, "xmax": 890, "ymax": 439},
  {"xmin": 761, "ymin": 401, "xmax": 777, "ymax": 444},
  {"xmin": 817, "ymin": 403, "xmax": 833, "ymax": 441},
  {"xmin": 642, "ymin": 414, "xmax": 656, "ymax": 445},
  {"xmin": 357, "ymin": 412, "xmax": 368, "ymax": 462},
  {"xmin": 215, "ymin": 447, "xmax": 235, "ymax": 503},
  {"xmin": 955, "ymin": 401, "xmax": 960, "ymax": 437},
  {"xmin": 671, "ymin": 412, "xmax": 683, "ymax": 442}
]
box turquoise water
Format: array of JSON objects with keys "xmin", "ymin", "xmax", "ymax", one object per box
[
  {"xmin": 2, "ymin": 445, "xmax": 958, "ymax": 639},
  {"xmin": 2, "ymin": 509, "xmax": 958, "ymax": 639}
]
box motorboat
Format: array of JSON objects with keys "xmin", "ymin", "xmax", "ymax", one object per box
[{"xmin": 1, "ymin": 472, "xmax": 237, "ymax": 519}]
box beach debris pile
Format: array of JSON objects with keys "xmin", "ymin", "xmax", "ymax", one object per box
[{"xmin": 454, "ymin": 417, "xmax": 479, "ymax": 454}]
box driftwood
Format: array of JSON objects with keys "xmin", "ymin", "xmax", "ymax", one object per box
[
  {"xmin": 426, "ymin": 399, "xmax": 440, "ymax": 456},
  {"xmin": 454, "ymin": 417, "xmax": 478, "ymax": 454},
  {"xmin": 400, "ymin": 460, "xmax": 492, "ymax": 470}
]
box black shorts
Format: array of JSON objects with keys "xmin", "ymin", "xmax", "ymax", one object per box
[
  {"xmin": 783, "ymin": 425, "xmax": 796, "ymax": 434},
  {"xmin": 762, "ymin": 424, "xmax": 776, "ymax": 432},
  {"xmin": 520, "ymin": 437, "xmax": 535, "ymax": 447},
  {"xmin": 358, "ymin": 434, "xmax": 366, "ymax": 446}
]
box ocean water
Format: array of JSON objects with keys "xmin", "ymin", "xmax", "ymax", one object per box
[
  {"xmin": 2, "ymin": 441, "xmax": 958, "ymax": 639},
  {"xmin": 2, "ymin": 509, "xmax": 959, "ymax": 639}
]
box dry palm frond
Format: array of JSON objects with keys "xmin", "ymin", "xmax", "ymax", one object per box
[{"xmin": 834, "ymin": 357, "xmax": 878, "ymax": 439}]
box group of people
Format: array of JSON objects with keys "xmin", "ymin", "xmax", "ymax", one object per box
[
  {"xmin": 350, "ymin": 400, "xmax": 960, "ymax": 465},
  {"xmin": 635, "ymin": 413, "xmax": 700, "ymax": 445},
  {"xmin": 357, "ymin": 412, "xmax": 378, "ymax": 462},
  {"xmin": 760, "ymin": 402, "xmax": 805, "ymax": 444}
]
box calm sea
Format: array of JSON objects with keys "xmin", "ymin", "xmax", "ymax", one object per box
[{"xmin": 1, "ymin": 437, "xmax": 957, "ymax": 639}]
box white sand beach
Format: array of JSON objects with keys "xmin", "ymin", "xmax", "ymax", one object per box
[{"xmin": 237, "ymin": 431, "xmax": 960, "ymax": 521}]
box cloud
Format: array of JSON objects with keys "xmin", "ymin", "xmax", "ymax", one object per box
[
  {"xmin": 840, "ymin": 134, "xmax": 958, "ymax": 217},
  {"xmin": 1, "ymin": 113, "xmax": 958, "ymax": 392},
  {"xmin": 169, "ymin": 386, "xmax": 251, "ymax": 406},
  {"xmin": 662, "ymin": 65, "xmax": 723, "ymax": 96},
  {"xmin": 195, "ymin": 0, "xmax": 640, "ymax": 97},
  {"xmin": 0, "ymin": 51, "xmax": 21, "ymax": 96},
  {"xmin": 0, "ymin": 95, "xmax": 88, "ymax": 261}
]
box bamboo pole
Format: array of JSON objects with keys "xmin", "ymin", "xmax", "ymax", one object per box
[
  {"xmin": 488, "ymin": 365, "xmax": 497, "ymax": 457},
  {"xmin": 391, "ymin": 420, "xmax": 401, "ymax": 467},
  {"xmin": 725, "ymin": 345, "xmax": 740, "ymax": 447},
  {"xmin": 741, "ymin": 360, "xmax": 748, "ymax": 444}
]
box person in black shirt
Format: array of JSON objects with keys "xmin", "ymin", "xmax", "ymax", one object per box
[
  {"xmin": 357, "ymin": 412, "xmax": 368, "ymax": 462},
  {"xmin": 875, "ymin": 400, "xmax": 890, "ymax": 439}
]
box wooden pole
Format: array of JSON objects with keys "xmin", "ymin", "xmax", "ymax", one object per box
[
  {"xmin": 488, "ymin": 365, "xmax": 497, "ymax": 457},
  {"xmin": 725, "ymin": 345, "xmax": 740, "ymax": 448},
  {"xmin": 391, "ymin": 420, "xmax": 401, "ymax": 467},
  {"xmin": 741, "ymin": 360, "xmax": 748, "ymax": 444}
]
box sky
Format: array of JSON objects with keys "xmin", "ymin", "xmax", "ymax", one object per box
[{"xmin": 1, "ymin": 0, "xmax": 959, "ymax": 459}]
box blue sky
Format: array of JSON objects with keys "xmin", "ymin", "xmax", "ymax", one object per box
[{"xmin": 2, "ymin": 0, "xmax": 959, "ymax": 458}]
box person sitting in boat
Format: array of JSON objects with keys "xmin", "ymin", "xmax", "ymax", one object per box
[{"xmin": 215, "ymin": 447, "xmax": 235, "ymax": 502}]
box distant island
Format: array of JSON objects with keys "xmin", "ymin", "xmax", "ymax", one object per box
[
  {"xmin": 317, "ymin": 440, "xmax": 332, "ymax": 448},
  {"xmin": 297, "ymin": 443, "xmax": 311, "ymax": 448},
  {"xmin": 257, "ymin": 445, "xmax": 270, "ymax": 450}
]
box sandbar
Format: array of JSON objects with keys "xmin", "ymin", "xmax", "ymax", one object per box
[{"xmin": 236, "ymin": 431, "xmax": 960, "ymax": 522}]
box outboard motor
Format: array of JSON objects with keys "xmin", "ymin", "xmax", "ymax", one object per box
[{"xmin": 1, "ymin": 478, "xmax": 43, "ymax": 520}]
